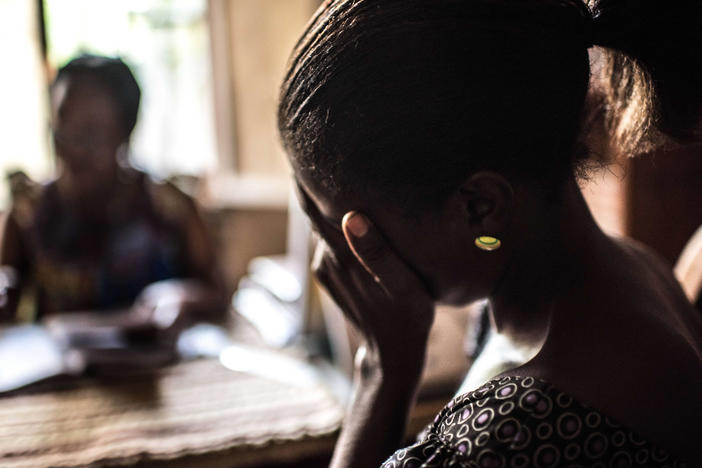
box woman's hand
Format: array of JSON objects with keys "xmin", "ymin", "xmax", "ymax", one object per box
[
  {"xmin": 129, "ymin": 279, "xmax": 208, "ymax": 344},
  {"xmin": 296, "ymin": 184, "xmax": 434, "ymax": 379},
  {"xmin": 297, "ymin": 182, "xmax": 434, "ymax": 378},
  {"xmin": 314, "ymin": 211, "xmax": 435, "ymax": 380},
  {"xmin": 0, "ymin": 266, "xmax": 19, "ymax": 324}
]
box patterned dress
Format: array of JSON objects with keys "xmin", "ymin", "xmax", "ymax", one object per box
[
  {"xmin": 7, "ymin": 170, "xmax": 195, "ymax": 317},
  {"xmin": 383, "ymin": 376, "xmax": 686, "ymax": 468}
]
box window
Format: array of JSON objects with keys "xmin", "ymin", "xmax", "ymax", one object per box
[
  {"xmin": 0, "ymin": 0, "xmax": 218, "ymax": 211},
  {"xmin": 44, "ymin": 0, "xmax": 217, "ymax": 178},
  {"xmin": 0, "ymin": 0, "xmax": 51, "ymax": 209}
]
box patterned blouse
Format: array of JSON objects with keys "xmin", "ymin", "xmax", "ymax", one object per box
[
  {"xmin": 7, "ymin": 170, "xmax": 195, "ymax": 317},
  {"xmin": 383, "ymin": 376, "xmax": 686, "ymax": 468}
]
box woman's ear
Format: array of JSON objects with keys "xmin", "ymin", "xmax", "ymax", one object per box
[{"xmin": 457, "ymin": 171, "xmax": 514, "ymax": 234}]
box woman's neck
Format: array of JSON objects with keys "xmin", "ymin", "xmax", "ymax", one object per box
[{"xmin": 487, "ymin": 176, "xmax": 610, "ymax": 350}]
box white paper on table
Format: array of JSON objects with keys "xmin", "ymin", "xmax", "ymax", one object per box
[
  {"xmin": 0, "ymin": 325, "xmax": 69, "ymax": 393},
  {"xmin": 219, "ymin": 343, "xmax": 320, "ymax": 388}
]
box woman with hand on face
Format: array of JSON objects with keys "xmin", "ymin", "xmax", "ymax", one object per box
[
  {"xmin": 0, "ymin": 55, "xmax": 227, "ymax": 344},
  {"xmin": 279, "ymin": 0, "xmax": 702, "ymax": 466}
]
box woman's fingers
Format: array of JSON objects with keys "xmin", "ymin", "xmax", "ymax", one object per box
[
  {"xmin": 295, "ymin": 182, "xmax": 354, "ymax": 261},
  {"xmin": 341, "ymin": 211, "xmax": 427, "ymax": 300},
  {"xmin": 313, "ymin": 212, "xmax": 434, "ymax": 370},
  {"xmin": 311, "ymin": 239, "xmax": 366, "ymax": 331}
]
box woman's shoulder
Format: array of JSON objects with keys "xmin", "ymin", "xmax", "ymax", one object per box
[
  {"xmin": 5, "ymin": 171, "xmax": 53, "ymax": 231},
  {"xmin": 613, "ymin": 236, "xmax": 686, "ymax": 299},
  {"xmin": 142, "ymin": 173, "xmax": 198, "ymax": 224},
  {"xmin": 382, "ymin": 375, "xmax": 686, "ymax": 468}
]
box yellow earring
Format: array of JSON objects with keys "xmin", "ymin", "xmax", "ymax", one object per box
[{"xmin": 475, "ymin": 236, "xmax": 501, "ymax": 251}]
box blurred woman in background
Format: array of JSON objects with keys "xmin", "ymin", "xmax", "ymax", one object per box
[
  {"xmin": 0, "ymin": 55, "xmax": 226, "ymax": 338},
  {"xmin": 279, "ymin": 0, "xmax": 702, "ymax": 466}
]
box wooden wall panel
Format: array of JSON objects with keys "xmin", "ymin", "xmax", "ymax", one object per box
[
  {"xmin": 627, "ymin": 144, "xmax": 702, "ymax": 266},
  {"xmin": 228, "ymin": 0, "xmax": 316, "ymax": 175}
]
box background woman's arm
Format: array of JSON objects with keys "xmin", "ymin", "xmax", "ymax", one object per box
[
  {"xmin": 130, "ymin": 189, "xmax": 229, "ymax": 333},
  {"xmin": 0, "ymin": 211, "xmax": 28, "ymax": 323}
]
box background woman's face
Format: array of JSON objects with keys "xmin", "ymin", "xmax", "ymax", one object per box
[
  {"xmin": 51, "ymin": 77, "xmax": 125, "ymax": 199},
  {"xmin": 296, "ymin": 173, "xmax": 497, "ymax": 307}
]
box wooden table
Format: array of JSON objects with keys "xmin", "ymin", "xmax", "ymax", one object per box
[{"xmin": 0, "ymin": 358, "xmax": 344, "ymax": 468}]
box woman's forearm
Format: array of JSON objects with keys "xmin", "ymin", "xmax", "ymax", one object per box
[
  {"xmin": 0, "ymin": 266, "xmax": 21, "ymax": 324},
  {"xmin": 330, "ymin": 349, "xmax": 425, "ymax": 468}
]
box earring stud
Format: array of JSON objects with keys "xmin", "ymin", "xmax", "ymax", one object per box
[{"xmin": 475, "ymin": 236, "xmax": 501, "ymax": 251}]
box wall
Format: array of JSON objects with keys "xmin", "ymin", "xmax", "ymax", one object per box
[
  {"xmin": 627, "ymin": 144, "xmax": 702, "ymax": 266},
  {"xmin": 228, "ymin": 0, "xmax": 318, "ymax": 175},
  {"xmin": 205, "ymin": 0, "xmax": 319, "ymax": 289}
]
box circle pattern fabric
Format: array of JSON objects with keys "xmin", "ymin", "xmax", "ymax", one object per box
[{"xmin": 382, "ymin": 376, "xmax": 686, "ymax": 468}]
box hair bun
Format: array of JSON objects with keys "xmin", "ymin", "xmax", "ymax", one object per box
[{"xmin": 588, "ymin": 0, "xmax": 702, "ymax": 153}]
